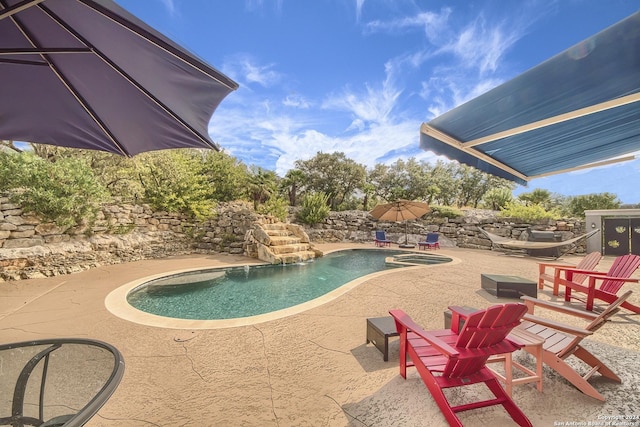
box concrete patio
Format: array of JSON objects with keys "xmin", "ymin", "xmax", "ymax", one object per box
[{"xmin": 1, "ymin": 244, "xmax": 639, "ymax": 426}]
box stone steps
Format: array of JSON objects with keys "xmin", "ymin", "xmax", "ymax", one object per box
[{"xmin": 248, "ymin": 221, "xmax": 320, "ymax": 264}]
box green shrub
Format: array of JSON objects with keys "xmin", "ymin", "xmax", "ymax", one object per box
[
  {"xmin": 499, "ymin": 201, "xmax": 559, "ymax": 221},
  {"xmin": 137, "ymin": 150, "xmax": 214, "ymax": 219},
  {"xmin": 297, "ymin": 192, "xmax": 330, "ymax": 225},
  {"xmin": 0, "ymin": 152, "xmax": 108, "ymax": 228},
  {"xmin": 428, "ymin": 205, "xmax": 463, "ymax": 218},
  {"xmin": 257, "ymin": 196, "xmax": 289, "ymax": 221}
]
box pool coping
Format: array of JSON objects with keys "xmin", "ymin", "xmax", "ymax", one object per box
[{"xmin": 105, "ymin": 248, "xmax": 461, "ymax": 329}]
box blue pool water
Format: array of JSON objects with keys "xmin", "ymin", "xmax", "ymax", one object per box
[{"xmin": 127, "ymin": 249, "xmax": 451, "ymax": 320}]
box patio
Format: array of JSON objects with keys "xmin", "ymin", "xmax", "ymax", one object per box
[{"xmin": 1, "ymin": 244, "xmax": 639, "ymax": 426}]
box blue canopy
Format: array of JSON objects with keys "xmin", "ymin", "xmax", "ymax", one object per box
[{"xmin": 420, "ymin": 12, "xmax": 640, "ymax": 186}]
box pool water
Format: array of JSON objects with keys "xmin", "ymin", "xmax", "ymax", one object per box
[{"xmin": 127, "ymin": 249, "xmax": 451, "ymax": 320}]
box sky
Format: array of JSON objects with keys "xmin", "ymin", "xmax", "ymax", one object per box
[{"xmin": 116, "ymin": 0, "xmax": 640, "ymax": 204}]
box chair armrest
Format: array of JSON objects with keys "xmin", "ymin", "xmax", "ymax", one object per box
[
  {"xmin": 587, "ymin": 275, "xmax": 639, "ymax": 284},
  {"xmin": 538, "ymin": 262, "xmax": 576, "ymax": 269},
  {"xmin": 554, "ymin": 267, "xmax": 607, "ymax": 276},
  {"xmin": 520, "ymin": 296, "xmax": 599, "ymax": 320},
  {"xmin": 449, "ymin": 306, "xmax": 479, "ymax": 317},
  {"xmin": 522, "ymin": 314, "xmax": 593, "ymax": 337},
  {"xmin": 389, "ymin": 309, "xmax": 459, "ymax": 357}
]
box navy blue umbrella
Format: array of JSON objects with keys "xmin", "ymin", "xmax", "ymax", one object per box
[{"xmin": 0, "ymin": 0, "xmax": 238, "ymax": 156}]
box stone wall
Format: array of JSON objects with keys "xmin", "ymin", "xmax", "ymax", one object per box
[
  {"xmin": 0, "ymin": 196, "xmax": 261, "ymax": 281},
  {"xmin": 306, "ymin": 208, "xmax": 585, "ymax": 253},
  {"xmin": 1, "ymin": 194, "xmax": 585, "ymax": 281}
]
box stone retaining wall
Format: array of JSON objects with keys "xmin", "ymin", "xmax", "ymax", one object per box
[
  {"xmin": 1, "ymin": 195, "xmax": 584, "ymax": 281},
  {"xmin": 0, "ymin": 197, "xmax": 261, "ymax": 281}
]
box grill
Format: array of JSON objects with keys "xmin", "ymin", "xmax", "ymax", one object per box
[{"xmin": 527, "ymin": 230, "xmax": 563, "ymax": 257}]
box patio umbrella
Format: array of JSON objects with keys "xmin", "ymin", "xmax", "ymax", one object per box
[
  {"xmin": 0, "ymin": 0, "xmax": 238, "ymax": 156},
  {"xmin": 369, "ymin": 200, "xmax": 430, "ymax": 246}
]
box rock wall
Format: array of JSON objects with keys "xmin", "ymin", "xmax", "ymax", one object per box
[
  {"xmin": 1, "ymin": 194, "xmax": 585, "ymax": 282},
  {"xmin": 305, "ymin": 208, "xmax": 585, "ymax": 253},
  {"xmin": 0, "ymin": 197, "xmax": 260, "ymax": 281}
]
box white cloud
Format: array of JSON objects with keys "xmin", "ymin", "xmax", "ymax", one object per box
[
  {"xmin": 222, "ymin": 54, "xmax": 282, "ymax": 88},
  {"xmin": 282, "ymin": 94, "xmax": 310, "ymax": 109},
  {"xmin": 158, "ymin": 0, "xmax": 177, "ymax": 16},
  {"xmin": 365, "ymin": 9, "xmax": 452, "ymax": 45},
  {"xmin": 355, "ymin": 0, "xmax": 365, "ymax": 22},
  {"xmin": 438, "ymin": 15, "xmax": 521, "ymax": 75}
]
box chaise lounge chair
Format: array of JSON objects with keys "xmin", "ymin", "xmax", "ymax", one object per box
[
  {"xmin": 418, "ymin": 232, "xmax": 440, "ymax": 250},
  {"xmin": 553, "ymin": 254, "xmax": 640, "ymax": 313},
  {"xmin": 518, "ymin": 291, "xmax": 632, "ymax": 401},
  {"xmin": 538, "ymin": 251, "xmax": 602, "ymax": 292},
  {"xmin": 374, "ymin": 230, "xmax": 392, "ymax": 247},
  {"xmin": 390, "ymin": 304, "xmax": 532, "ymax": 427}
]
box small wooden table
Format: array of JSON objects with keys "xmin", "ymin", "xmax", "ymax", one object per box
[
  {"xmin": 366, "ymin": 317, "xmax": 399, "ymax": 361},
  {"xmin": 488, "ymin": 327, "xmax": 545, "ymax": 396}
]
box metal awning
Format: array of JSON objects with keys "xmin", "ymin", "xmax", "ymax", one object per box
[{"xmin": 420, "ymin": 12, "xmax": 640, "ymax": 186}]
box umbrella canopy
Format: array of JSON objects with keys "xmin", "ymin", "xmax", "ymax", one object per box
[
  {"xmin": 369, "ymin": 200, "xmax": 430, "ymax": 222},
  {"xmin": 0, "ymin": 0, "xmax": 238, "ymax": 156},
  {"xmin": 420, "ymin": 11, "xmax": 640, "ymax": 185}
]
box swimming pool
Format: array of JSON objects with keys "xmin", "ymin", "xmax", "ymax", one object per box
[{"xmin": 106, "ymin": 248, "xmax": 454, "ymax": 329}]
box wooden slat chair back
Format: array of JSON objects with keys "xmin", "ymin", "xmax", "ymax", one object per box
[
  {"xmin": 519, "ymin": 291, "xmax": 631, "ymax": 400},
  {"xmin": 537, "ymin": 252, "xmax": 602, "ymax": 293},
  {"xmin": 555, "ymin": 254, "xmax": 640, "ymax": 312},
  {"xmin": 599, "ymin": 255, "xmax": 640, "ymax": 294},
  {"xmin": 390, "ymin": 304, "xmax": 532, "ymax": 427}
]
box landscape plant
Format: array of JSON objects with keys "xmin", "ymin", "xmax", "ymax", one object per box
[{"xmin": 297, "ymin": 192, "xmax": 330, "ymax": 225}]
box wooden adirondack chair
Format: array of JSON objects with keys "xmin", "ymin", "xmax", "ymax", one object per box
[
  {"xmin": 553, "ymin": 254, "xmax": 640, "ymax": 312},
  {"xmin": 538, "ymin": 251, "xmax": 602, "ymax": 292},
  {"xmin": 389, "ymin": 304, "xmax": 532, "ymax": 427},
  {"xmin": 519, "ymin": 290, "xmax": 632, "ymax": 401}
]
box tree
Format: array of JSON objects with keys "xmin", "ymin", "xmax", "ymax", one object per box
[
  {"xmin": 295, "ymin": 152, "xmax": 366, "ymax": 210},
  {"xmin": 518, "ymin": 188, "xmax": 552, "ymax": 208},
  {"xmin": 567, "ymin": 193, "xmax": 621, "ymax": 217},
  {"xmin": 246, "ymin": 167, "xmax": 279, "ymax": 210},
  {"xmin": 201, "ymin": 150, "xmax": 249, "ymax": 202},
  {"xmin": 482, "ymin": 187, "xmax": 514, "ymax": 210},
  {"xmin": 281, "ymin": 169, "xmax": 306, "ymax": 206}
]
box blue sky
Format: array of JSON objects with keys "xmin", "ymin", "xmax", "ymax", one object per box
[{"xmin": 117, "ymin": 0, "xmax": 640, "ymax": 204}]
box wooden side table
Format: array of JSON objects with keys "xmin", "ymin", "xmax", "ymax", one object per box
[
  {"xmin": 366, "ymin": 317, "xmax": 399, "ymax": 361},
  {"xmin": 488, "ymin": 327, "xmax": 545, "ymax": 396}
]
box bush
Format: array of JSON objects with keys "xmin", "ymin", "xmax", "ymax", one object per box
[
  {"xmin": 297, "ymin": 192, "xmax": 330, "ymax": 225},
  {"xmin": 257, "ymin": 196, "xmax": 289, "ymax": 221},
  {"xmin": 428, "ymin": 205, "xmax": 463, "ymax": 218},
  {"xmin": 0, "ymin": 152, "xmax": 108, "ymax": 228},
  {"xmin": 499, "ymin": 201, "xmax": 559, "ymax": 222},
  {"xmin": 137, "ymin": 150, "xmax": 214, "ymax": 219}
]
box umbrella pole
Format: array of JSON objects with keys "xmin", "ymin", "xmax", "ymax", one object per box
[{"xmin": 405, "ymin": 222, "xmax": 408, "ymax": 244}]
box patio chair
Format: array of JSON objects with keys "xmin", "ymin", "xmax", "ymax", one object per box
[
  {"xmin": 554, "ymin": 254, "xmax": 640, "ymax": 313},
  {"xmin": 418, "ymin": 232, "xmax": 440, "ymax": 250},
  {"xmin": 519, "ymin": 290, "xmax": 632, "ymax": 401},
  {"xmin": 374, "ymin": 230, "xmax": 392, "ymax": 247},
  {"xmin": 538, "ymin": 251, "xmax": 602, "ymax": 293},
  {"xmin": 0, "ymin": 338, "xmax": 125, "ymax": 427},
  {"xmin": 389, "ymin": 304, "xmax": 532, "ymax": 427}
]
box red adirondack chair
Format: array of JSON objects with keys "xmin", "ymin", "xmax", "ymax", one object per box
[
  {"xmin": 537, "ymin": 251, "xmax": 602, "ymax": 293},
  {"xmin": 389, "ymin": 304, "xmax": 531, "ymax": 427},
  {"xmin": 554, "ymin": 254, "xmax": 640, "ymax": 312}
]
